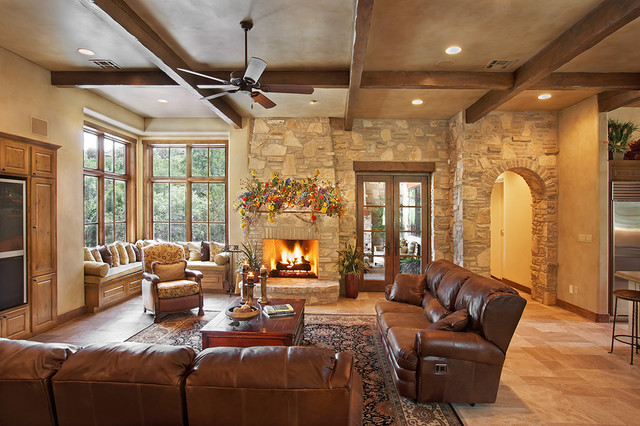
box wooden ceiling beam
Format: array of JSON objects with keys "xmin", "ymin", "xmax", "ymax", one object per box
[
  {"xmin": 598, "ymin": 90, "xmax": 640, "ymax": 112},
  {"xmin": 465, "ymin": 0, "xmax": 640, "ymax": 123},
  {"xmin": 345, "ymin": 0, "xmax": 374, "ymax": 131},
  {"xmin": 361, "ymin": 71, "xmax": 513, "ymax": 89},
  {"xmin": 534, "ymin": 73, "xmax": 640, "ymax": 90},
  {"xmin": 83, "ymin": 0, "xmax": 242, "ymax": 128},
  {"xmin": 51, "ymin": 70, "xmax": 177, "ymax": 88}
]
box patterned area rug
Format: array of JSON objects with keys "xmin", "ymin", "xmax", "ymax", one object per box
[{"xmin": 126, "ymin": 312, "xmax": 461, "ymax": 426}]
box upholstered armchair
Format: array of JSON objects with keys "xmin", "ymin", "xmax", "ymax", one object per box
[{"xmin": 141, "ymin": 242, "xmax": 204, "ymax": 322}]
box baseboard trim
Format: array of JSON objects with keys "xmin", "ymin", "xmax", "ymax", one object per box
[
  {"xmin": 556, "ymin": 299, "xmax": 610, "ymax": 323},
  {"xmin": 56, "ymin": 305, "xmax": 87, "ymax": 325},
  {"xmin": 493, "ymin": 276, "xmax": 532, "ymax": 295}
]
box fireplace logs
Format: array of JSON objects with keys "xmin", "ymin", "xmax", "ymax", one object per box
[{"xmin": 263, "ymin": 239, "xmax": 318, "ymax": 279}]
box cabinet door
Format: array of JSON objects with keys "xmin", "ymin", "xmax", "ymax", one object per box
[
  {"xmin": 30, "ymin": 178, "xmax": 56, "ymax": 276},
  {"xmin": 31, "ymin": 274, "xmax": 56, "ymax": 333},
  {"xmin": 31, "ymin": 147, "xmax": 56, "ymax": 178},
  {"xmin": 0, "ymin": 139, "xmax": 29, "ymax": 176},
  {"xmin": 1, "ymin": 305, "xmax": 30, "ymax": 338}
]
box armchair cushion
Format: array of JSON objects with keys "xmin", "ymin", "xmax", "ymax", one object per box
[
  {"xmin": 388, "ymin": 274, "xmax": 426, "ymax": 305},
  {"xmin": 157, "ymin": 280, "xmax": 201, "ymax": 299},
  {"xmin": 426, "ymin": 309, "xmax": 469, "ymax": 332},
  {"xmin": 152, "ymin": 259, "xmax": 187, "ymax": 282}
]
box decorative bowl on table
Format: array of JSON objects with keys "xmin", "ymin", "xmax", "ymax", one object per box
[{"xmin": 226, "ymin": 304, "xmax": 260, "ymax": 321}]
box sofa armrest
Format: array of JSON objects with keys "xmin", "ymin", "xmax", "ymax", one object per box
[
  {"xmin": 142, "ymin": 272, "xmax": 160, "ymax": 284},
  {"xmin": 384, "ymin": 284, "xmax": 392, "ymax": 300},
  {"xmin": 185, "ymin": 268, "xmax": 203, "ymax": 280},
  {"xmin": 415, "ymin": 329, "xmax": 504, "ymax": 365}
]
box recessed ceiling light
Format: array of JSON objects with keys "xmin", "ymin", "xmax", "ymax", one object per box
[
  {"xmin": 77, "ymin": 48, "xmax": 95, "ymax": 56},
  {"xmin": 445, "ymin": 46, "xmax": 462, "ymax": 55},
  {"xmin": 411, "ymin": 99, "xmax": 423, "ymax": 105},
  {"xmin": 157, "ymin": 99, "xmax": 169, "ymax": 103},
  {"xmin": 538, "ymin": 93, "xmax": 552, "ymax": 100},
  {"xmin": 309, "ymin": 100, "xmax": 318, "ymax": 104}
]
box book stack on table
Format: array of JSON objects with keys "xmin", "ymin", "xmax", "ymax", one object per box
[{"xmin": 263, "ymin": 303, "xmax": 295, "ymax": 317}]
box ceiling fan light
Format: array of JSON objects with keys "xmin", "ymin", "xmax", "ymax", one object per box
[
  {"xmin": 77, "ymin": 48, "xmax": 95, "ymax": 56},
  {"xmin": 538, "ymin": 93, "xmax": 552, "ymax": 100},
  {"xmin": 412, "ymin": 99, "xmax": 423, "ymax": 105},
  {"xmin": 244, "ymin": 57, "xmax": 267, "ymax": 85},
  {"xmin": 445, "ymin": 46, "xmax": 462, "ymax": 55}
]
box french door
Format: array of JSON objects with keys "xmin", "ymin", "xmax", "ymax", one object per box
[{"xmin": 356, "ymin": 174, "xmax": 430, "ymax": 291}]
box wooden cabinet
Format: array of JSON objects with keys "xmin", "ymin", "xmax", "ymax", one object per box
[
  {"xmin": 0, "ymin": 138, "xmax": 29, "ymax": 176},
  {"xmin": 31, "ymin": 274, "xmax": 57, "ymax": 334},
  {"xmin": 0, "ymin": 305, "xmax": 30, "ymax": 339},
  {"xmin": 30, "ymin": 178, "xmax": 56, "ymax": 277},
  {"xmin": 31, "ymin": 147, "xmax": 56, "ymax": 178}
]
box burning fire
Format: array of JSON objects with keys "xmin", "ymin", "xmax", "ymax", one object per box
[{"xmin": 263, "ymin": 239, "xmax": 318, "ymax": 277}]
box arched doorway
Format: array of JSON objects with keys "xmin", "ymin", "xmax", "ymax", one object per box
[{"xmin": 491, "ymin": 171, "xmax": 533, "ymax": 291}]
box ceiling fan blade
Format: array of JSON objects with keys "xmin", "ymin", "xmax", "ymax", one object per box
[
  {"xmin": 244, "ymin": 57, "xmax": 267, "ymax": 84},
  {"xmin": 251, "ymin": 91, "xmax": 276, "ymax": 109},
  {"xmin": 177, "ymin": 68, "xmax": 229, "ymax": 84},
  {"xmin": 260, "ymin": 84, "xmax": 314, "ymax": 95},
  {"xmin": 197, "ymin": 84, "xmax": 237, "ymax": 90},
  {"xmin": 201, "ymin": 90, "xmax": 236, "ymax": 101}
]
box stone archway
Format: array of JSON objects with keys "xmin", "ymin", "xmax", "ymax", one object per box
[{"xmin": 481, "ymin": 159, "xmax": 558, "ymax": 305}]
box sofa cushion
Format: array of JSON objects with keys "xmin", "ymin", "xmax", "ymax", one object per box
[
  {"xmin": 436, "ymin": 268, "xmax": 472, "ymax": 311},
  {"xmin": 213, "ymin": 252, "xmax": 230, "ymax": 265},
  {"xmin": 186, "ymin": 242, "xmax": 202, "ymax": 261},
  {"xmin": 186, "ymin": 260, "xmax": 227, "ymax": 271},
  {"xmin": 98, "ymin": 245, "xmax": 113, "ymax": 266},
  {"xmin": 84, "ymin": 261, "xmax": 109, "ymax": 277},
  {"xmin": 426, "ymin": 309, "xmax": 469, "ymax": 332},
  {"xmin": 379, "ymin": 312, "xmax": 430, "ymax": 337},
  {"xmin": 425, "ymin": 259, "xmax": 457, "ymax": 294},
  {"xmin": 386, "ymin": 327, "xmax": 421, "ymax": 371},
  {"xmin": 90, "ymin": 247, "xmax": 102, "ymax": 262},
  {"xmin": 83, "ymin": 247, "xmax": 94, "ymax": 261},
  {"xmin": 200, "ymin": 241, "xmax": 210, "ymax": 261},
  {"xmin": 375, "ymin": 300, "xmax": 423, "ymax": 316},
  {"xmin": 108, "ymin": 243, "xmax": 120, "ymax": 267},
  {"xmin": 152, "ymin": 259, "xmax": 187, "ymax": 282},
  {"xmin": 422, "ymin": 293, "xmax": 451, "ymax": 322},
  {"xmin": 388, "ymin": 274, "xmax": 426, "ymax": 305},
  {"xmin": 209, "ymin": 242, "xmax": 225, "ymax": 261},
  {"xmin": 84, "ymin": 262, "xmax": 142, "ymax": 284},
  {"xmin": 115, "ymin": 241, "xmax": 129, "ymax": 265},
  {"xmin": 157, "ymin": 280, "xmax": 200, "ymax": 299},
  {"xmin": 132, "ymin": 244, "xmax": 141, "ymax": 262},
  {"xmin": 125, "ymin": 243, "xmax": 136, "ymax": 263}
]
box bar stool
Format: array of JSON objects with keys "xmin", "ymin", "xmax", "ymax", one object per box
[{"xmin": 609, "ymin": 289, "xmax": 640, "ymax": 365}]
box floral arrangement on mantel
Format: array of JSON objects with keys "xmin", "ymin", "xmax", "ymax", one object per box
[
  {"xmin": 606, "ymin": 119, "xmax": 639, "ymax": 155},
  {"xmin": 235, "ymin": 170, "xmax": 346, "ymax": 228}
]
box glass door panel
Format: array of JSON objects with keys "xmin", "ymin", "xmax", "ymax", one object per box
[{"xmin": 396, "ymin": 178, "xmax": 428, "ymax": 277}]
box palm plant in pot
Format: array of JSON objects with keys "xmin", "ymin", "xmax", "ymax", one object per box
[
  {"xmin": 607, "ymin": 119, "xmax": 639, "ymax": 159},
  {"xmin": 336, "ymin": 243, "xmax": 369, "ymax": 299}
]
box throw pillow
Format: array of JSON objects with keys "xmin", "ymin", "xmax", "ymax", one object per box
[
  {"xmin": 115, "ymin": 242, "xmax": 129, "ymax": 265},
  {"xmin": 200, "ymin": 241, "xmax": 210, "ymax": 262},
  {"xmin": 98, "ymin": 245, "xmax": 113, "ymax": 267},
  {"xmin": 209, "ymin": 242, "xmax": 224, "ymax": 261},
  {"xmin": 125, "ymin": 243, "xmax": 136, "ymax": 263},
  {"xmin": 177, "ymin": 242, "xmax": 190, "ymax": 260},
  {"xmin": 213, "ymin": 252, "xmax": 230, "ymax": 265},
  {"xmin": 426, "ymin": 309, "xmax": 469, "ymax": 332},
  {"xmin": 91, "ymin": 247, "xmax": 102, "ymax": 262},
  {"xmin": 132, "ymin": 244, "xmax": 141, "ymax": 262},
  {"xmin": 83, "ymin": 247, "xmax": 94, "ymax": 261},
  {"xmin": 423, "ymin": 294, "xmax": 451, "ymax": 322},
  {"xmin": 108, "ymin": 244, "xmax": 120, "ymax": 267},
  {"xmin": 151, "ymin": 259, "xmax": 187, "ymax": 282},
  {"xmin": 186, "ymin": 242, "xmax": 201, "ymax": 261},
  {"xmin": 84, "ymin": 261, "xmax": 109, "ymax": 277},
  {"xmin": 388, "ymin": 274, "xmax": 427, "ymax": 305}
]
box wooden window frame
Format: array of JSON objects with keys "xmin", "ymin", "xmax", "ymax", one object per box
[
  {"xmin": 143, "ymin": 140, "xmax": 229, "ymax": 244},
  {"xmin": 83, "ymin": 123, "xmax": 136, "ymax": 246}
]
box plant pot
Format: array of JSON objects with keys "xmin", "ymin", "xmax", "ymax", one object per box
[
  {"xmin": 345, "ymin": 274, "xmax": 360, "ymax": 299},
  {"xmin": 613, "ymin": 151, "xmax": 625, "ymax": 160}
]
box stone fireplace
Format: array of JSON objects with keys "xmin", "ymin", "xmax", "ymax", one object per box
[{"xmin": 262, "ymin": 238, "xmax": 319, "ymax": 278}]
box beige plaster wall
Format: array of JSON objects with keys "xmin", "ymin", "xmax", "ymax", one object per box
[
  {"xmin": 0, "ymin": 46, "xmax": 144, "ymax": 315},
  {"xmin": 557, "ymin": 96, "xmax": 604, "ymax": 313},
  {"xmin": 502, "ymin": 171, "xmax": 533, "ymax": 288}
]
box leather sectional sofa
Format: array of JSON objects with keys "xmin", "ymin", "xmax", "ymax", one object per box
[
  {"xmin": 0, "ymin": 338, "xmax": 363, "ymax": 426},
  {"xmin": 376, "ymin": 259, "xmax": 526, "ymax": 404}
]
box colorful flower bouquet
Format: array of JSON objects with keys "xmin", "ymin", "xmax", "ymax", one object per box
[{"xmin": 235, "ymin": 170, "xmax": 346, "ymax": 228}]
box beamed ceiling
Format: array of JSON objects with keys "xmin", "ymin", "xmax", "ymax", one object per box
[{"xmin": 2, "ymin": 0, "xmax": 640, "ymax": 130}]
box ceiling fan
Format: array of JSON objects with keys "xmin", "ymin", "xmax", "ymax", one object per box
[{"xmin": 178, "ymin": 20, "xmax": 314, "ymax": 109}]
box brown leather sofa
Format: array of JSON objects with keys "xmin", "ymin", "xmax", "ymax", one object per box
[
  {"xmin": 0, "ymin": 338, "xmax": 363, "ymax": 426},
  {"xmin": 376, "ymin": 259, "xmax": 526, "ymax": 404}
]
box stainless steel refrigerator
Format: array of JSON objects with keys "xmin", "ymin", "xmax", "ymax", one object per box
[
  {"xmin": 612, "ymin": 199, "xmax": 640, "ymax": 317},
  {"xmin": 0, "ymin": 178, "xmax": 26, "ymax": 311}
]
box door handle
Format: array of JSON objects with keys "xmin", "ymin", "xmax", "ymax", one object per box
[{"xmin": 386, "ymin": 242, "xmax": 390, "ymax": 255}]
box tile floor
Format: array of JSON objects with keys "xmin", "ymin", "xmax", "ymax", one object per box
[{"xmin": 31, "ymin": 292, "xmax": 640, "ymax": 425}]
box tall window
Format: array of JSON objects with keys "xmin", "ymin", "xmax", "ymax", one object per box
[
  {"xmin": 147, "ymin": 142, "xmax": 227, "ymax": 244},
  {"xmin": 83, "ymin": 125, "xmax": 134, "ymax": 247}
]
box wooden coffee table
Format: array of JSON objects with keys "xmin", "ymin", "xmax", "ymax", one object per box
[{"xmin": 201, "ymin": 298, "xmax": 305, "ymax": 349}]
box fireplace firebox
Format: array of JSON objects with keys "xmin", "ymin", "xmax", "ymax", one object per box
[{"xmin": 262, "ymin": 239, "xmax": 318, "ymax": 278}]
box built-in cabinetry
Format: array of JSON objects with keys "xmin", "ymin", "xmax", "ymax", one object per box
[{"xmin": 0, "ymin": 132, "xmax": 58, "ymax": 338}]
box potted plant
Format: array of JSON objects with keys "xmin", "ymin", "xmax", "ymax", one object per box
[
  {"xmin": 336, "ymin": 243, "xmax": 369, "ymax": 298},
  {"xmin": 240, "ymin": 242, "xmax": 262, "ymax": 278},
  {"xmin": 607, "ymin": 119, "xmax": 639, "ymax": 160}
]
